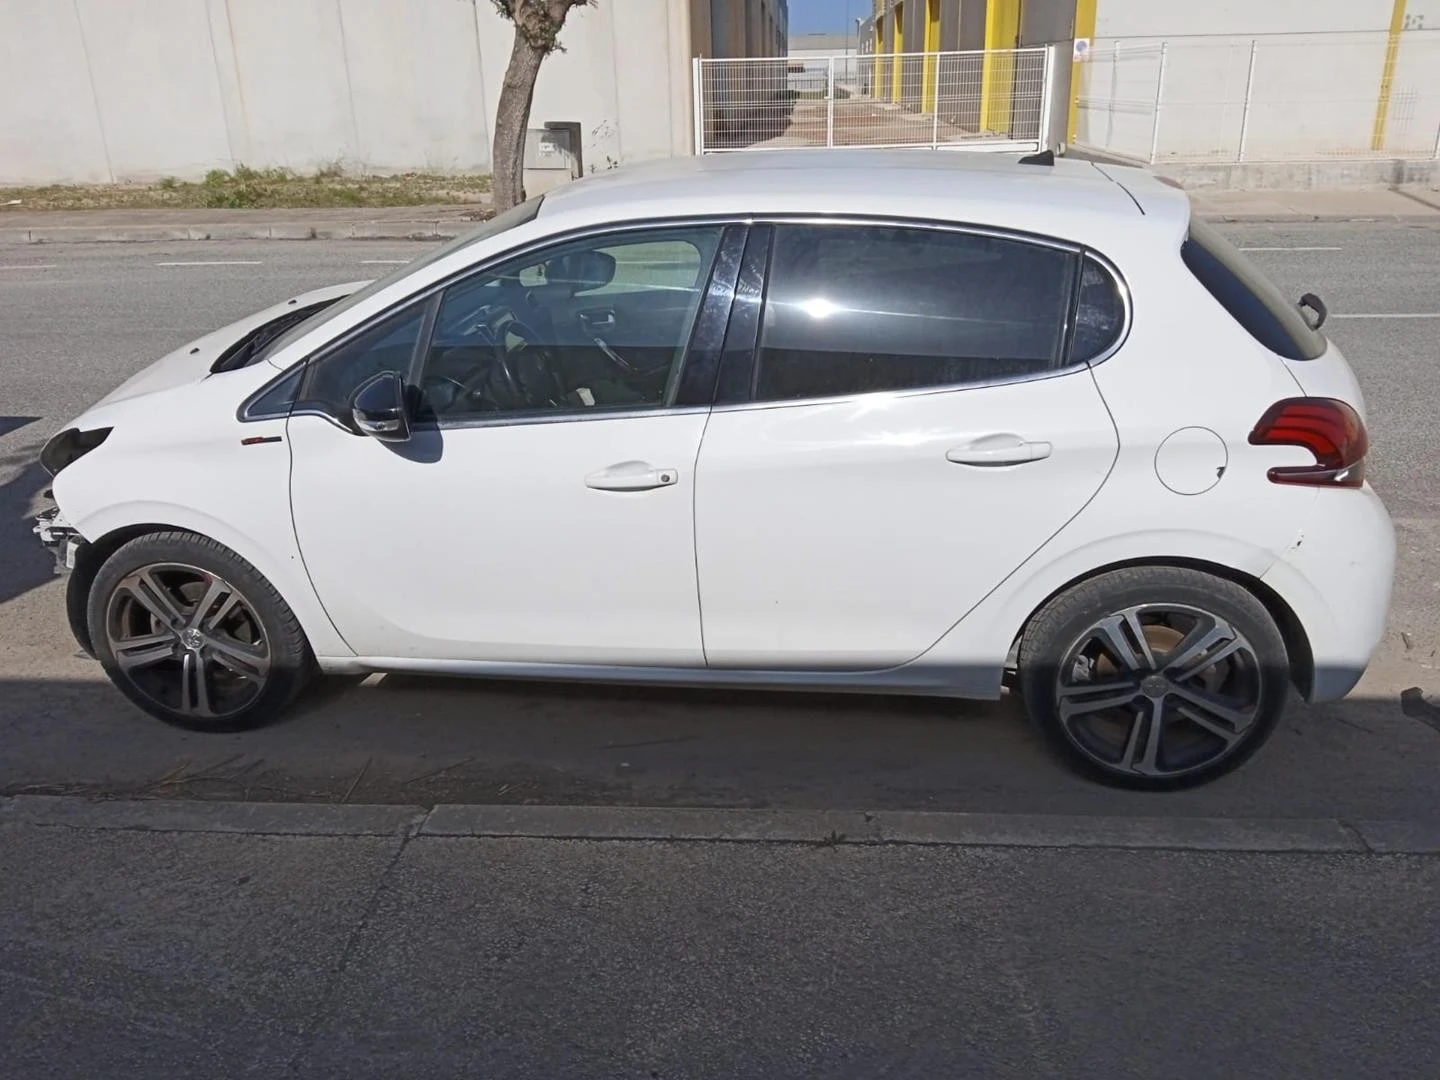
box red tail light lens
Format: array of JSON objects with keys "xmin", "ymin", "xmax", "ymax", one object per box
[{"xmin": 1248, "ymin": 397, "xmax": 1367, "ymax": 488}]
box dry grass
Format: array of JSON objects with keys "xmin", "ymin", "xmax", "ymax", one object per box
[{"xmin": 0, "ymin": 165, "xmax": 492, "ymax": 212}]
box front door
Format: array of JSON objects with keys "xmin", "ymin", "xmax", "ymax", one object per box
[
  {"xmin": 287, "ymin": 223, "xmax": 731, "ymax": 664},
  {"xmin": 694, "ymin": 221, "xmax": 1121, "ymax": 669}
]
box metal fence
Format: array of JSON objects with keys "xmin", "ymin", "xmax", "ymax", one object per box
[
  {"xmin": 693, "ymin": 47, "xmax": 1054, "ymax": 154},
  {"xmin": 1074, "ymin": 31, "xmax": 1440, "ymax": 164}
]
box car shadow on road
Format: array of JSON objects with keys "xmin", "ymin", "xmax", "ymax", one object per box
[
  {"xmin": 1, "ymin": 669, "xmax": 1437, "ymax": 822},
  {"xmin": 0, "ymin": 421, "xmax": 54, "ymax": 607}
]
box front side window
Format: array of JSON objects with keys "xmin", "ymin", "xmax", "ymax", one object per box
[
  {"xmin": 753, "ymin": 224, "xmax": 1079, "ymax": 403},
  {"xmin": 296, "ymin": 304, "xmax": 427, "ymax": 415},
  {"xmin": 417, "ymin": 226, "xmax": 723, "ymax": 419}
]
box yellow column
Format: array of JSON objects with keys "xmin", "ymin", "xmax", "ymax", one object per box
[
  {"xmin": 921, "ymin": 0, "xmax": 941, "ymax": 113},
  {"xmin": 980, "ymin": 0, "xmax": 1021, "ymax": 133},
  {"xmin": 876, "ymin": 15, "xmax": 888, "ymax": 101},
  {"xmin": 891, "ymin": 3, "xmax": 905, "ymax": 103},
  {"xmin": 1067, "ymin": 0, "xmax": 1098, "ymax": 143},
  {"xmin": 1371, "ymin": 0, "xmax": 1408, "ymax": 150}
]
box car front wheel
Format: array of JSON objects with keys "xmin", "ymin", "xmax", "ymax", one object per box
[
  {"xmin": 1018, "ymin": 566, "xmax": 1291, "ymax": 790},
  {"xmin": 88, "ymin": 531, "xmax": 313, "ymax": 732}
]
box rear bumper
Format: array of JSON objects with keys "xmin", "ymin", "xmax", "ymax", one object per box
[{"xmin": 1260, "ymin": 484, "xmax": 1396, "ymax": 703}]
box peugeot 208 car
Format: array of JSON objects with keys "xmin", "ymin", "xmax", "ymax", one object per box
[{"xmin": 34, "ymin": 151, "xmax": 1395, "ymax": 789}]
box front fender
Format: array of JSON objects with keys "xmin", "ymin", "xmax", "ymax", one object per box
[{"xmin": 65, "ymin": 500, "xmax": 355, "ymax": 660}]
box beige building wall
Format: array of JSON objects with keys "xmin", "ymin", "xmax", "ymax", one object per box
[{"xmin": 0, "ymin": 0, "xmax": 783, "ymax": 185}]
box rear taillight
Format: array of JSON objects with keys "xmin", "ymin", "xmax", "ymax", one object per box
[{"xmin": 1248, "ymin": 397, "xmax": 1367, "ymax": 488}]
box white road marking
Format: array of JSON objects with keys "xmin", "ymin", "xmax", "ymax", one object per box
[
  {"xmin": 0, "ymin": 264, "xmax": 58, "ymax": 270},
  {"xmin": 155, "ymin": 260, "xmax": 263, "ymax": 267},
  {"xmin": 359, "ymin": 259, "xmax": 411, "ymax": 265},
  {"xmin": 1238, "ymin": 246, "xmax": 1343, "ymax": 252},
  {"xmin": 1331, "ymin": 312, "xmax": 1440, "ymax": 319}
]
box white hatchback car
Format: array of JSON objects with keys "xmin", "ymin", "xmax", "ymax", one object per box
[{"xmin": 35, "ymin": 151, "xmax": 1394, "ymax": 789}]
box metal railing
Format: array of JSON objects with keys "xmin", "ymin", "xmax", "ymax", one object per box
[
  {"xmin": 1074, "ymin": 31, "xmax": 1440, "ymax": 164},
  {"xmin": 693, "ymin": 47, "xmax": 1054, "ymax": 154}
]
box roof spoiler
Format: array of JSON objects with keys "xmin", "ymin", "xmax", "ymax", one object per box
[{"xmin": 1017, "ymin": 149, "xmax": 1055, "ymax": 166}]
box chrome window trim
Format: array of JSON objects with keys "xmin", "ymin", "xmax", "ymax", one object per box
[
  {"xmin": 239, "ymin": 212, "xmax": 1133, "ymax": 424},
  {"xmin": 709, "ymin": 361, "xmax": 1095, "ymax": 415},
  {"xmin": 280, "ymin": 403, "xmax": 715, "ymax": 434},
  {"xmin": 415, "ymin": 404, "xmax": 714, "ymax": 432},
  {"xmin": 1072, "ymin": 247, "xmax": 1132, "ymax": 367}
]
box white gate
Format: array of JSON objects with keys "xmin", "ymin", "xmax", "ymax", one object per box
[{"xmin": 693, "ymin": 47, "xmax": 1055, "ymax": 154}]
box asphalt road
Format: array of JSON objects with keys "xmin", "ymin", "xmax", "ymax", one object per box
[
  {"xmin": 3, "ymin": 226, "xmax": 1440, "ymax": 1080},
  {"xmin": 6, "ymin": 813, "xmax": 1439, "ymax": 1079},
  {"xmin": 1, "ymin": 226, "xmax": 1438, "ymax": 818}
]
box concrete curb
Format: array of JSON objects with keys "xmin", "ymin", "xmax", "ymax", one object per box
[
  {"xmin": 5, "ymin": 796, "xmax": 1439, "ymax": 853},
  {"xmin": 5, "ymin": 211, "xmax": 1439, "ymax": 246},
  {"xmin": 0, "ymin": 221, "xmax": 464, "ymax": 245},
  {"xmin": 0, "ymin": 794, "xmax": 426, "ymax": 836}
]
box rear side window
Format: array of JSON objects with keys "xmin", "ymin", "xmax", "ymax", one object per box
[
  {"xmin": 1181, "ymin": 220, "xmax": 1326, "ymax": 361},
  {"xmin": 754, "ymin": 224, "xmax": 1078, "ymax": 402},
  {"xmin": 1069, "ymin": 255, "xmax": 1126, "ymax": 362}
]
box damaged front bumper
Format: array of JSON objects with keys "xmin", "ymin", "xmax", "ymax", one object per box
[{"xmin": 33, "ymin": 504, "xmax": 83, "ymax": 575}]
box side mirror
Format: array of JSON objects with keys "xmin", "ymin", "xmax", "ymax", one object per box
[{"xmin": 351, "ymin": 371, "xmax": 410, "ymax": 443}]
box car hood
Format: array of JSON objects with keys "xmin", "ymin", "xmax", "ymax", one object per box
[{"xmin": 90, "ymin": 281, "xmax": 367, "ymax": 409}]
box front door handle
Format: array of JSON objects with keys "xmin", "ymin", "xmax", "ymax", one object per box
[
  {"xmin": 584, "ymin": 461, "xmax": 679, "ymax": 492},
  {"xmin": 946, "ymin": 439, "xmax": 1053, "ymax": 467}
]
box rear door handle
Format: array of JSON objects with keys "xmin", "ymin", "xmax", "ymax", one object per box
[
  {"xmin": 584, "ymin": 461, "xmax": 679, "ymax": 492},
  {"xmin": 946, "ymin": 440, "xmax": 1053, "ymax": 467}
]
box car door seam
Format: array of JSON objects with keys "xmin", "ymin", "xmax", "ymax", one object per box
[
  {"xmin": 283, "ymin": 410, "xmax": 362, "ymax": 656},
  {"xmin": 691, "ymin": 405, "xmax": 715, "ymax": 666},
  {"xmin": 901, "ymin": 363, "xmax": 1124, "ymax": 674}
]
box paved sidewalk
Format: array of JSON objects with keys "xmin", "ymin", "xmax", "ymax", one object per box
[
  {"xmin": 4, "ymin": 186, "xmax": 1437, "ymax": 245},
  {"xmin": 0, "ymin": 204, "xmax": 491, "ymax": 245},
  {"xmin": 3, "ymin": 797, "xmax": 1438, "ymax": 1079},
  {"xmin": 1189, "ymin": 186, "xmax": 1440, "ymax": 222}
]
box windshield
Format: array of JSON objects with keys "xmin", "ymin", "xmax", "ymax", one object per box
[{"xmin": 256, "ymin": 195, "xmax": 545, "ymax": 365}]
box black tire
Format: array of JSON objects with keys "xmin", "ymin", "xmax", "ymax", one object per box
[
  {"xmin": 1018, "ymin": 566, "xmax": 1290, "ymax": 791},
  {"xmin": 87, "ymin": 531, "xmax": 314, "ymax": 732}
]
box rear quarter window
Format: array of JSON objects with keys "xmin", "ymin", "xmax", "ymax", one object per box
[{"xmin": 1181, "ymin": 220, "xmax": 1326, "ymax": 361}]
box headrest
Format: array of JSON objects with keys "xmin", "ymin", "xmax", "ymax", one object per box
[{"xmin": 547, "ymin": 249, "xmax": 616, "ymax": 294}]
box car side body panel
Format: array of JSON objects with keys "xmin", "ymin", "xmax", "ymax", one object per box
[{"xmin": 50, "ymin": 368, "xmax": 355, "ymax": 661}]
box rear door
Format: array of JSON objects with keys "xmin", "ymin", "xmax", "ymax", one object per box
[{"xmin": 693, "ymin": 221, "xmax": 1122, "ymax": 670}]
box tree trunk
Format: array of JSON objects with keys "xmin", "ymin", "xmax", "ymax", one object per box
[{"xmin": 492, "ymin": 31, "xmax": 546, "ymax": 212}]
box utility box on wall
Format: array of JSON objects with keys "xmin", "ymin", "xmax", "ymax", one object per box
[{"xmin": 523, "ymin": 124, "xmax": 581, "ymax": 195}]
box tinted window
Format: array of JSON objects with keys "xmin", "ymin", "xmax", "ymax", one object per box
[
  {"xmin": 755, "ymin": 225, "xmax": 1078, "ymax": 402},
  {"xmin": 418, "ymin": 227, "xmax": 722, "ymax": 419},
  {"xmin": 1070, "ymin": 255, "xmax": 1126, "ymax": 363},
  {"xmin": 298, "ymin": 304, "xmax": 426, "ymax": 413},
  {"xmin": 1181, "ymin": 219, "xmax": 1326, "ymax": 361}
]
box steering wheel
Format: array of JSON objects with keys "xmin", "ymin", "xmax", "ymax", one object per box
[{"xmin": 492, "ymin": 318, "xmax": 561, "ymax": 407}]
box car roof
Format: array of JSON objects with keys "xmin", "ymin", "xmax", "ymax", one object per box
[{"xmin": 537, "ymin": 150, "xmax": 1191, "ymax": 249}]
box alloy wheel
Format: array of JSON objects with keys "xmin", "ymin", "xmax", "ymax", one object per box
[
  {"xmin": 1054, "ymin": 603, "xmax": 1263, "ymax": 780},
  {"xmin": 104, "ymin": 563, "xmax": 272, "ymax": 720}
]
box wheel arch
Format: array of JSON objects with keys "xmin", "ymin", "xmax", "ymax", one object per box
[
  {"xmin": 1014, "ymin": 556, "xmax": 1315, "ymax": 699},
  {"xmin": 68, "ymin": 505, "xmax": 354, "ymax": 661}
]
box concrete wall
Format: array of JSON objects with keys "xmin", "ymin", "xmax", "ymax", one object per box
[
  {"xmin": 1092, "ymin": 0, "xmax": 1409, "ymax": 39},
  {"xmin": 1074, "ymin": 1, "xmax": 1440, "ymax": 162},
  {"xmin": 0, "ymin": 0, "xmax": 702, "ymax": 185}
]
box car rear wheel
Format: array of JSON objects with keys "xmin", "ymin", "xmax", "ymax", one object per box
[
  {"xmin": 1018, "ymin": 566, "xmax": 1290, "ymax": 790},
  {"xmin": 88, "ymin": 531, "xmax": 313, "ymax": 732}
]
